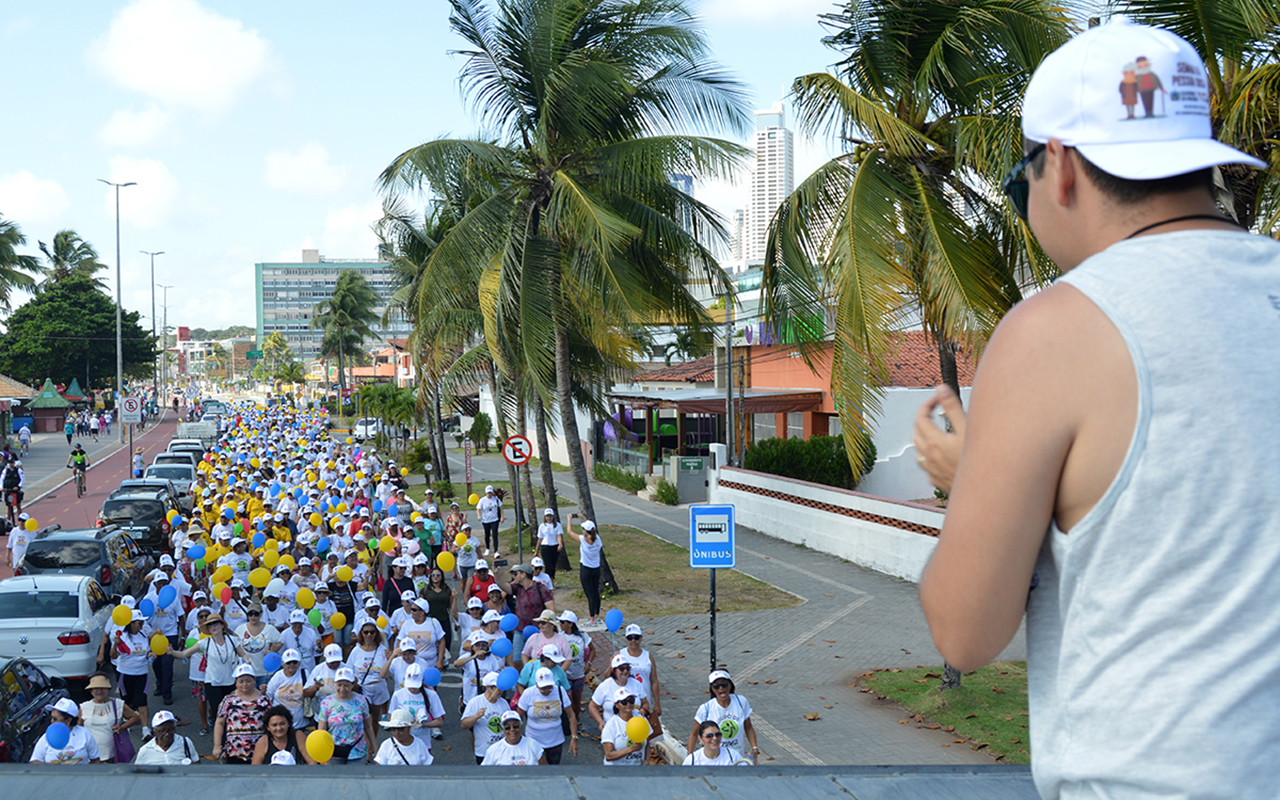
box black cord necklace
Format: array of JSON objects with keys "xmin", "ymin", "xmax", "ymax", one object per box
[{"xmin": 1125, "ymin": 214, "xmax": 1243, "ymax": 240}]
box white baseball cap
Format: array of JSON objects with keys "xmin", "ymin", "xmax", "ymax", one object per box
[
  {"xmin": 403, "ymin": 663, "xmax": 424, "ymax": 688},
  {"xmin": 475, "ymin": 559, "xmax": 489, "ymax": 571},
  {"xmin": 270, "ymin": 750, "xmax": 296, "ymax": 765},
  {"xmin": 624, "ymin": 623, "xmax": 643, "ymax": 638},
  {"xmin": 399, "ymin": 637, "xmax": 417, "ymax": 651},
  {"xmin": 581, "ymin": 520, "xmax": 596, "ymax": 531},
  {"xmin": 467, "ymin": 597, "xmax": 484, "ymax": 609},
  {"xmin": 484, "ymin": 485, "xmax": 494, "ymax": 493},
  {"xmin": 334, "ymin": 667, "xmax": 356, "ymax": 683},
  {"xmin": 558, "ymin": 610, "xmax": 578, "ymax": 624},
  {"xmin": 233, "ymin": 663, "xmax": 255, "ymax": 679},
  {"xmin": 530, "ymin": 557, "xmax": 544, "ymax": 568},
  {"xmin": 282, "ymin": 649, "xmax": 301, "ymax": 663},
  {"xmin": 482, "ymin": 610, "xmax": 502, "ymax": 624},
  {"xmin": 481, "ymin": 671, "xmax": 500, "ymax": 687},
  {"xmin": 289, "ymin": 610, "xmax": 307, "ymax": 624},
  {"xmin": 400, "ymin": 589, "xmax": 417, "ymax": 601},
  {"xmin": 151, "ymin": 710, "xmax": 177, "ymax": 727},
  {"xmin": 1023, "ymin": 18, "xmax": 1266, "ymax": 180},
  {"xmin": 535, "ymin": 667, "xmax": 556, "ymax": 688},
  {"xmin": 323, "ymin": 643, "xmax": 343, "ymax": 663},
  {"xmin": 539, "ymin": 644, "xmax": 565, "ymax": 664}
]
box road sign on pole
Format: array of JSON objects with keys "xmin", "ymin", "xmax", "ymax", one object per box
[
  {"xmin": 121, "ymin": 396, "xmax": 142, "ymax": 424},
  {"xmin": 246, "ymin": 350, "xmax": 264, "ymax": 359},
  {"xmin": 690, "ymin": 504, "xmax": 735, "ymax": 672},
  {"xmin": 503, "ymin": 435, "xmax": 532, "ymax": 466}
]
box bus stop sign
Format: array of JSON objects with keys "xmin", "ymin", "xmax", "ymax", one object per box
[{"xmin": 689, "ymin": 504, "xmax": 735, "ymax": 569}]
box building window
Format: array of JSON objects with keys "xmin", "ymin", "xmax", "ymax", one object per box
[
  {"xmin": 753, "ymin": 413, "xmax": 775, "ymax": 442},
  {"xmin": 828, "ymin": 415, "xmax": 842, "ymax": 438},
  {"xmin": 786, "ymin": 412, "xmax": 803, "ymax": 439}
]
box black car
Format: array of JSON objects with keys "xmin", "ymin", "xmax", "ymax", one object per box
[
  {"xmin": 119, "ymin": 476, "xmax": 188, "ymax": 513},
  {"xmin": 98, "ymin": 485, "xmax": 181, "ymax": 553},
  {"xmin": 16, "ymin": 525, "xmax": 156, "ymax": 599},
  {"xmin": 0, "ymin": 657, "xmax": 70, "ymax": 762}
]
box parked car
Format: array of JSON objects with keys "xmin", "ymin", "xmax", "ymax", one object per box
[
  {"xmin": 98, "ymin": 485, "xmax": 181, "ymax": 552},
  {"xmin": 0, "ymin": 575, "xmax": 112, "ymax": 696},
  {"xmin": 353, "ymin": 417, "xmax": 383, "ymax": 441},
  {"xmin": 0, "ymin": 657, "xmax": 70, "ymax": 762},
  {"xmin": 152, "ymin": 451, "xmax": 198, "ymax": 470},
  {"xmin": 15, "ymin": 525, "xmax": 155, "ymax": 599},
  {"xmin": 142, "ymin": 465, "xmax": 198, "ymax": 512}
]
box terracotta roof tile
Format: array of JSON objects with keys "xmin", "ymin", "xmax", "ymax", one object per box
[
  {"xmin": 882, "ymin": 331, "xmax": 976, "ymax": 388},
  {"xmin": 633, "ymin": 355, "xmax": 716, "ymax": 384},
  {"xmin": 0, "ymin": 373, "xmax": 35, "ymax": 400}
]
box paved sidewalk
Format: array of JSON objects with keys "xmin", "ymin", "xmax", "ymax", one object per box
[{"xmin": 444, "ymin": 448, "xmax": 1027, "ymax": 766}]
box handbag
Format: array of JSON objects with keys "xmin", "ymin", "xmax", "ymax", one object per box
[{"xmin": 111, "ymin": 700, "xmax": 137, "ymax": 764}]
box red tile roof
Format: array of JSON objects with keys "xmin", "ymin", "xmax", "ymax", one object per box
[
  {"xmin": 633, "ymin": 355, "xmax": 716, "ymax": 384},
  {"xmin": 883, "ymin": 331, "xmax": 976, "ymax": 388}
]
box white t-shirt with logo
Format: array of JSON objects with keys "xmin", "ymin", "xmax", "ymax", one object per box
[
  {"xmin": 267, "ymin": 668, "xmax": 307, "ymax": 729},
  {"xmin": 682, "ymin": 746, "xmax": 747, "ymax": 766},
  {"xmin": 234, "ymin": 623, "xmax": 282, "ymax": 674},
  {"xmin": 693, "ymin": 695, "xmax": 753, "ymax": 754},
  {"xmin": 462, "ymin": 695, "xmax": 510, "ymax": 759},
  {"xmin": 590, "ymin": 677, "xmax": 645, "ymax": 725},
  {"xmin": 7, "ymin": 527, "xmax": 31, "ymax": 566},
  {"xmin": 374, "ymin": 735, "xmax": 433, "ymax": 765},
  {"xmin": 457, "ymin": 536, "xmax": 480, "ymax": 567},
  {"xmin": 517, "ymin": 685, "xmax": 570, "ymax": 749},
  {"xmin": 617, "ymin": 649, "xmax": 653, "ymax": 702},
  {"xmin": 388, "ymin": 687, "xmax": 445, "ymax": 751},
  {"xmin": 601, "ymin": 713, "xmax": 647, "ymax": 765},
  {"xmin": 481, "ymin": 736, "xmax": 544, "ymax": 766}
]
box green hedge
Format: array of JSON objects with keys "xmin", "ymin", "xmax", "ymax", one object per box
[
  {"xmin": 594, "ymin": 462, "xmax": 648, "ymax": 493},
  {"xmin": 743, "ymin": 433, "xmax": 875, "ymax": 490}
]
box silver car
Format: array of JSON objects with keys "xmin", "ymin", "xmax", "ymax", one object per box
[{"xmin": 0, "ymin": 575, "xmax": 113, "ymax": 692}]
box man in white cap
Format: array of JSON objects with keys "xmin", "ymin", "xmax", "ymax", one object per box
[
  {"xmin": 535, "ymin": 508, "xmax": 564, "ymax": 581},
  {"xmin": 134, "ymin": 710, "xmax": 197, "ymax": 765},
  {"xmin": 476, "ymin": 485, "xmax": 503, "ymax": 555},
  {"xmin": 914, "ymin": 18, "xmax": 1279, "ymax": 799},
  {"xmin": 282, "ymin": 609, "xmax": 320, "ymax": 670}
]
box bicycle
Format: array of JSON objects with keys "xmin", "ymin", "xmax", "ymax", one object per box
[{"xmin": 69, "ymin": 465, "xmax": 86, "ymax": 498}]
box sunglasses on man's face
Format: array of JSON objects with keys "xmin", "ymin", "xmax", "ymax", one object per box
[
  {"xmin": 1001, "ymin": 142, "xmax": 1046, "ymax": 222},
  {"xmin": 617, "ymin": 697, "xmax": 635, "ymax": 705}
]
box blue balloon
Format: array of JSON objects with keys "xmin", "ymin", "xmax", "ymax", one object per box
[
  {"xmin": 522, "ymin": 625, "xmax": 538, "ymax": 641},
  {"xmin": 173, "ymin": 516, "xmax": 185, "ymax": 526},
  {"xmin": 423, "ymin": 667, "xmax": 442, "ymax": 687},
  {"xmin": 139, "ymin": 598, "xmax": 156, "ymax": 618},
  {"xmin": 497, "ymin": 666, "xmax": 519, "ymax": 691},
  {"xmin": 270, "ymin": 483, "xmax": 282, "ymax": 496},
  {"xmin": 490, "ymin": 637, "xmax": 512, "ymax": 658},
  {"xmin": 499, "ymin": 613, "xmax": 518, "ymax": 633},
  {"xmin": 186, "ymin": 544, "xmax": 206, "ymax": 561},
  {"xmin": 222, "ymin": 508, "xmax": 233, "ymax": 519},
  {"xmin": 372, "ymin": 499, "xmax": 383, "ymax": 514},
  {"xmin": 317, "ymin": 536, "xmax": 330, "ymax": 552},
  {"xmin": 386, "ymin": 503, "xmax": 397, "ymax": 518},
  {"xmin": 293, "ymin": 488, "xmax": 303, "ymax": 499},
  {"xmin": 263, "ymin": 652, "xmax": 282, "ymax": 672},
  {"xmin": 252, "ymin": 532, "xmax": 266, "ymax": 548},
  {"xmin": 250, "ymin": 482, "xmax": 259, "ymax": 491},
  {"xmin": 605, "ymin": 608, "xmax": 624, "ymax": 632},
  {"xmin": 44, "ymin": 721, "xmax": 70, "ymax": 750},
  {"xmin": 157, "ymin": 585, "xmax": 177, "ymax": 609}
]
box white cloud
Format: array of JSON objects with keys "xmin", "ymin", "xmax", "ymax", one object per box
[
  {"xmin": 0, "ymin": 171, "xmax": 71, "ymax": 225},
  {"xmin": 696, "ymin": 0, "xmax": 834, "ymax": 25},
  {"xmin": 99, "ymin": 105, "xmax": 173, "ymax": 147},
  {"xmin": 263, "ymin": 144, "xmax": 346, "ymax": 195},
  {"xmin": 321, "ymin": 200, "xmax": 383, "ymax": 259},
  {"xmin": 102, "ymin": 156, "xmax": 180, "ymax": 230},
  {"xmin": 87, "ymin": 0, "xmax": 279, "ymax": 113}
]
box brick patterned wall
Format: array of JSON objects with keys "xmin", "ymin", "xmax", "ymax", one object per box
[{"xmin": 718, "ymin": 479, "xmax": 940, "ymax": 537}]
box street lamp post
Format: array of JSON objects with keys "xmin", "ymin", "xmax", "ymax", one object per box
[
  {"xmin": 158, "ymin": 284, "xmax": 173, "ymax": 406},
  {"xmin": 98, "ymin": 178, "xmax": 136, "ymax": 443},
  {"xmin": 141, "ymin": 250, "xmax": 164, "ymax": 400}
]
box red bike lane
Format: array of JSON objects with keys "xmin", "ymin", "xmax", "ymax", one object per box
[{"xmin": 0, "ymin": 415, "xmax": 181, "ymax": 580}]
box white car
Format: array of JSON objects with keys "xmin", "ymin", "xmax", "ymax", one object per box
[
  {"xmin": 353, "ymin": 417, "xmax": 383, "ymax": 441},
  {"xmin": 0, "ymin": 575, "xmax": 113, "ymax": 692}
]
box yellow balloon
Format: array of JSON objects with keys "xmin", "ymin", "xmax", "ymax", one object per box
[
  {"xmin": 317, "ymin": 480, "xmax": 327, "ymax": 490},
  {"xmin": 306, "ymin": 729, "xmax": 335, "ymax": 764},
  {"xmin": 251, "ymin": 458, "xmax": 261, "ymax": 468},
  {"xmin": 330, "ymin": 516, "xmax": 342, "ymax": 529},
  {"xmin": 454, "ymin": 533, "xmax": 467, "ymax": 547},
  {"xmin": 262, "ymin": 549, "xmax": 279, "ymax": 568},
  {"xmin": 400, "ymin": 467, "xmax": 408, "ymax": 477},
  {"xmin": 295, "ymin": 588, "xmax": 315, "ymax": 609},
  {"xmin": 211, "ymin": 582, "xmax": 228, "ymax": 602},
  {"xmin": 626, "ymin": 716, "xmax": 651, "ymax": 744},
  {"xmin": 266, "ymin": 539, "xmax": 281, "ymax": 552},
  {"xmin": 310, "ymin": 513, "xmax": 323, "ymax": 527},
  {"xmin": 336, "ymin": 565, "xmax": 353, "ymax": 582},
  {"xmin": 345, "ymin": 437, "xmax": 353, "ymax": 445},
  {"xmin": 24, "ymin": 518, "xmax": 37, "ymax": 532},
  {"xmin": 468, "ymin": 493, "xmax": 480, "ymax": 506},
  {"xmin": 379, "ymin": 536, "xmax": 396, "ymax": 553},
  {"xmin": 249, "ymin": 567, "xmax": 271, "ymax": 588},
  {"xmin": 329, "ymin": 612, "xmax": 347, "ymax": 630},
  {"xmin": 112, "ymin": 605, "xmax": 133, "ymax": 627},
  {"xmin": 150, "ymin": 634, "xmax": 170, "ymax": 656},
  {"xmin": 336, "ymin": 503, "xmax": 347, "ymax": 513},
  {"xmin": 355, "ymin": 471, "xmax": 364, "ymax": 480},
  {"xmin": 376, "ymin": 615, "xmax": 388, "ymax": 629},
  {"xmin": 410, "ymin": 512, "xmax": 420, "ymax": 523},
  {"xmin": 166, "ymin": 509, "xmax": 179, "ymax": 523},
  {"xmin": 212, "ymin": 566, "xmax": 233, "ymax": 584},
  {"xmin": 436, "ymin": 551, "xmax": 456, "ymax": 572},
  {"xmin": 280, "ymin": 555, "xmax": 296, "ymax": 570},
  {"xmin": 327, "ymin": 460, "xmax": 336, "ymax": 470}
]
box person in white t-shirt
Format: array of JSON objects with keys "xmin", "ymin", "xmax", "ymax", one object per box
[
  {"xmin": 387, "ymin": 663, "xmax": 445, "ymax": 752},
  {"xmin": 476, "ymin": 487, "xmax": 502, "ymax": 555},
  {"xmin": 396, "ymin": 599, "xmax": 446, "ymax": 670},
  {"xmin": 682, "ymin": 720, "xmax": 749, "ymax": 766},
  {"xmin": 265, "ymin": 649, "xmax": 310, "ymax": 729},
  {"xmin": 6, "ymin": 514, "xmax": 32, "ymax": 569},
  {"xmin": 516, "ymin": 667, "xmax": 576, "ymax": 764},
  {"xmin": 374, "ymin": 708, "xmax": 433, "ymax": 765},
  {"xmin": 688, "ymin": 670, "xmax": 758, "ymax": 763},
  {"xmin": 281, "ymin": 610, "xmax": 320, "ymax": 671},
  {"xmin": 461, "ymin": 672, "xmax": 510, "ymax": 765},
  {"xmin": 588, "ymin": 655, "xmax": 647, "ymax": 730},
  {"xmin": 30, "ymin": 698, "xmax": 101, "ymax": 764},
  {"xmin": 481, "ymin": 710, "xmax": 546, "ymax": 766},
  {"xmin": 535, "ymin": 509, "xmax": 564, "ymax": 581},
  {"xmin": 530, "ymin": 557, "xmax": 554, "ymax": 591},
  {"xmin": 566, "ymin": 515, "xmax": 603, "ymax": 626},
  {"xmin": 601, "ymin": 687, "xmax": 648, "ymax": 765}
]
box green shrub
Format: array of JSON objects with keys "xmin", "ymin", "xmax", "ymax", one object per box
[
  {"xmin": 593, "ymin": 462, "xmax": 648, "ymax": 493},
  {"xmin": 432, "ymin": 480, "xmax": 456, "ymax": 499},
  {"xmin": 404, "ymin": 439, "xmax": 432, "ymax": 473},
  {"xmin": 468, "ymin": 412, "xmax": 492, "ymax": 452},
  {"xmin": 654, "ymin": 479, "xmax": 679, "ymax": 505},
  {"xmin": 743, "ymin": 433, "xmax": 876, "ymax": 490}
]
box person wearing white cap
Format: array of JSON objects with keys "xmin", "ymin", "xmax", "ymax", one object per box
[
  {"xmin": 535, "ymin": 508, "xmax": 565, "ymax": 581},
  {"xmin": 306, "ymin": 643, "xmax": 346, "ymax": 707},
  {"xmin": 282, "ymin": 609, "xmax": 320, "ymax": 671},
  {"xmin": 529, "ymin": 556, "xmax": 554, "ymax": 592},
  {"xmin": 455, "ymin": 522, "xmax": 480, "ymax": 587},
  {"xmin": 317, "ymin": 666, "xmax": 376, "ymax": 764},
  {"xmin": 134, "ymin": 710, "xmax": 198, "ymax": 765},
  {"xmin": 517, "ymin": 666, "xmax": 576, "ymax": 763},
  {"xmin": 266, "ymin": 649, "xmax": 310, "ymax": 729},
  {"xmin": 588, "ymin": 654, "xmax": 647, "ymax": 731},
  {"xmin": 480, "ymin": 710, "xmax": 546, "ymax": 766},
  {"xmin": 458, "ymin": 596, "xmax": 486, "ymax": 644},
  {"xmin": 352, "ymin": 595, "xmax": 383, "ymax": 635},
  {"xmin": 454, "ymin": 633, "xmax": 504, "ymax": 708},
  {"xmin": 388, "ymin": 589, "xmax": 418, "ymax": 638},
  {"xmin": 476, "ymin": 485, "xmax": 502, "ymax": 555},
  {"xmin": 261, "ymin": 590, "xmax": 290, "ymax": 630},
  {"xmin": 688, "ymin": 670, "xmax": 756, "ymax": 763},
  {"xmin": 396, "ymin": 597, "xmax": 447, "ymax": 670},
  {"xmin": 30, "ymin": 697, "xmax": 101, "ymax": 764},
  {"xmin": 346, "ymin": 619, "xmax": 391, "ymax": 718},
  {"xmin": 144, "ymin": 570, "xmax": 183, "ymax": 706},
  {"xmin": 558, "ymin": 611, "xmax": 591, "ymax": 719},
  {"xmin": 381, "ymin": 635, "xmax": 421, "ymax": 690},
  {"xmin": 111, "ymin": 609, "xmax": 153, "ymax": 736},
  {"xmin": 913, "ymin": 18, "xmax": 1280, "ymax": 800},
  {"xmin": 462, "ymin": 673, "xmax": 516, "ymax": 765},
  {"xmin": 566, "ymin": 514, "xmax": 604, "ymax": 625},
  {"xmin": 617, "ymin": 624, "xmax": 660, "ymax": 717},
  {"xmin": 212, "ymin": 663, "xmax": 270, "ymax": 764},
  {"xmin": 387, "ymin": 662, "xmax": 445, "ymax": 752},
  {"xmin": 251, "ymin": 703, "xmax": 316, "ymax": 765},
  {"xmin": 516, "ymin": 643, "xmax": 569, "ymax": 694},
  {"xmin": 381, "ymin": 556, "xmax": 416, "ymax": 611},
  {"xmin": 601, "ymin": 686, "xmax": 647, "ymax": 766},
  {"xmin": 374, "ymin": 708, "xmax": 433, "ymax": 766}
]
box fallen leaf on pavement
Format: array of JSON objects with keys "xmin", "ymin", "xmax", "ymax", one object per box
[
  {"xmin": 953, "ymin": 739, "xmax": 965, "ymax": 744},
  {"xmin": 764, "ymin": 680, "xmax": 777, "ymax": 684},
  {"xmin": 824, "ymin": 705, "xmax": 833, "ymax": 709},
  {"xmin": 913, "ymin": 679, "xmax": 928, "ymax": 684},
  {"xmin": 823, "ymin": 593, "xmax": 834, "ymax": 597},
  {"xmin": 899, "ymin": 719, "xmax": 910, "ymax": 725},
  {"xmin": 443, "ymin": 746, "xmax": 451, "ymax": 751},
  {"xmin": 747, "ymin": 681, "xmax": 758, "ymax": 685},
  {"xmin": 824, "ymin": 640, "xmax": 836, "ymax": 643},
  {"xmin": 804, "ymin": 713, "xmax": 820, "ymax": 721}
]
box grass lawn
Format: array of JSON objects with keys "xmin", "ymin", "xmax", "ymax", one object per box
[
  {"xmin": 408, "ymin": 481, "xmax": 575, "ymax": 508},
  {"xmin": 857, "ymin": 662, "xmax": 1030, "ymax": 763},
  {"xmin": 484, "ymin": 524, "xmax": 799, "ymax": 618}
]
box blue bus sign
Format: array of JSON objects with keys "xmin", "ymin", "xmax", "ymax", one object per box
[{"xmin": 689, "ymin": 504, "xmax": 735, "ymax": 569}]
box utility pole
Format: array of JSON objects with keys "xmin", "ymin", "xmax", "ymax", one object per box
[
  {"xmin": 159, "ymin": 284, "xmax": 173, "ymax": 404},
  {"xmin": 141, "ymin": 250, "xmax": 164, "ymax": 400},
  {"xmin": 723, "ymin": 303, "xmax": 735, "ymax": 466},
  {"xmin": 98, "ymin": 178, "xmax": 136, "ymax": 443}
]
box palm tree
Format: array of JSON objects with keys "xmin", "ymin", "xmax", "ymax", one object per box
[
  {"xmin": 763, "ymin": 0, "xmax": 1071, "ymax": 476},
  {"xmin": 312, "ymin": 270, "xmax": 380, "ymax": 397},
  {"xmin": 663, "ymin": 327, "xmax": 708, "ymax": 365},
  {"xmin": 1111, "ymin": 0, "xmax": 1280, "ymax": 234},
  {"xmin": 38, "ymin": 230, "xmax": 109, "ymax": 291},
  {"xmin": 0, "ymin": 216, "xmax": 43, "ymax": 309},
  {"xmin": 380, "ymin": 0, "xmax": 749, "ymax": 523}
]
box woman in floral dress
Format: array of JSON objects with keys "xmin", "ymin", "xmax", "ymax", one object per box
[
  {"xmin": 318, "ymin": 667, "xmax": 377, "ymax": 764},
  {"xmin": 213, "ymin": 664, "xmax": 271, "ymax": 764}
]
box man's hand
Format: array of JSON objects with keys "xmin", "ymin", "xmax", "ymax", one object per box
[{"xmin": 912, "ymin": 386, "xmax": 967, "ymax": 493}]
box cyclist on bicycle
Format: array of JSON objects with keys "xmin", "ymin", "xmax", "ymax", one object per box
[
  {"xmin": 67, "ymin": 445, "xmax": 90, "ymax": 494},
  {"xmin": 2, "ymin": 459, "xmax": 24, "ymax": 523}
]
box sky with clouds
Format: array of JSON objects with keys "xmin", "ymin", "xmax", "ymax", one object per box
[{"xmin": 1, "ymin": 0, "xmax": 851, "ymax": 330}]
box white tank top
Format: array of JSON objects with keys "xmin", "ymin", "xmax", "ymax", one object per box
[
  {"xmin": 618, "ymin": 649, "xmax": 652, "ymax": 701},
  {"xmin": 1030, "ymin": 231, "xmax": 1280, "ymax": 799}
]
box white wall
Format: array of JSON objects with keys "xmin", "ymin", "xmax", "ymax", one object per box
[
  {"xmin": 857, "ymin": 386, "xmax": 972, "ymax": 502},
  {"xmin": 709, "ymin": 446, "xmax": 940, "ymax": 582}
]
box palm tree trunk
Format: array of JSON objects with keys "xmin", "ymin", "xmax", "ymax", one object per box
[
  {"xmin": 336, "ymin": 330, "xmax": 347, "ymax": 398},
  {"xmin": 488, "ymin": 363, "xmax": 521, "ymax": 524},
  {"xmin": 422, "ymin": 386, "xmax": 440, "ymax": 484},
  {"xmin": 515, "ymin": 387, "xmax": 537, "ymax": 540},
  {"xmin": 435, "ymin": 387, "xmax": 451, "ymax": 483},
  {"xmin": 551, "ymin": 287, "xmax": 596, "ymax": 525},
  {"xmin": 533, "ymin": 400, "xmax": 570, "ymax": 574}
]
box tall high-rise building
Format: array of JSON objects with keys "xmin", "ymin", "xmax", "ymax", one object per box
[
  {"xmin": 744, "ymin": 101, "xmax": 795, "ymax": 262},
  {"xmin": 729, "ymin": 208, "xmax": 747, "ymax": 262},
  {"xmin": 669, "ymin": 173, "xmax": 695, "ymax": 237}
]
